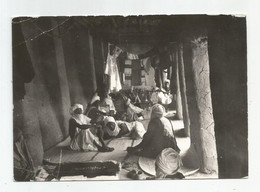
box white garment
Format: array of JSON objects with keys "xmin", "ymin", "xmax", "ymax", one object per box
[
  {"xmin": 141, "ymin": 58, "xmax": 156, "ymax": 87},
  {"xmin": 151, "ymin": 91, "xmax": 172, "ymax": 105},
  {"xmin": 103, "ymin": 116, "xmax": 120, "ymax": 137},
  {"xmin": 127, "ymin": 53, "xmax": 139, "ymax": 60},
  {"xmin": 104, "ymin": 47, "xmax": 122, "ymax": 92},
  {"xmin": 116, "ymin": 120, "xmax": 146, "ymax": 139},
  {"xmin": 158, "ymin": 92, "xmax": 172, "ymax": 105},
  {"xmin": 151, "ymin": 92, "xmax": 159, "ymax": 104},
  {"xmin": 128, "ymin": 102, "xmax": 143, "ymax": 114},
  {"xmin": 69, "ymin": 104, "xmax": 101, "ymax": 151},
  {"xmin": 141, "ymin": 57, "xmax": 152, "ymax": 74},
  {"xmin": 159, "ymin": 117, "xmax": 174, "ymax": 138},
  {"xmin": 156, "ymin": 148, "xmax": 182, "ymax": 176},
  {"xmin": 90, "ymin": 92, "xmax": 100, "ymax": 105},
  {"xmin": 99, "ymin": 96, "xmax": 116, "ymax": 114}
]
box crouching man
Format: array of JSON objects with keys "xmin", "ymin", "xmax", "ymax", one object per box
[
  {"xmin": 102, "ymin": 116, "xmax": 146, "ymax": 140},
  {"xmin": 69, "ymin": 104, "xmax": 114, "ymax": 152}
]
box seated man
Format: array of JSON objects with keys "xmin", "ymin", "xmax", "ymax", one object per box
[
  {"xmin": 101, "ymin": 116, "xmax": 146, "ymax": 140},
  {"xmin": 112, "ymin": 91, "xmax": 144, "ymax": 122},
  {"xmin": 155, "ymin": 148, "xmax": 183, "ymax": 179},
  {"xmin": 84, "ymin": 92, "xmax": 109, "ymax": 119},
  {"xmin": 69, "ymin": 104, "xmax": 114, "ymax": 152},
  {"xmin": 150, "ymin": 87, "xmax": 173, "ymax": 106},
  {"xmin": 99, "ymin": 89, "xmax": 117, "ymax": 116},
  {"xmin": 126, "ymin": 104, "xmax": 180, "ymax": 158},
  {"xmin": 116, "ymin": 120, "xmax": 146, "ymax": 139}
]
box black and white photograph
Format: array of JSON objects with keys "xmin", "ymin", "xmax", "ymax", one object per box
[{"xmin": 12, "ymin": 15, "xmax": 248, "ymax": 181}]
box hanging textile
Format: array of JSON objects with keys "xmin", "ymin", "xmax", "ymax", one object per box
[
  {"xmin": 140, "ymin": 57, "xmax": 156, "ymax": 87},
  {"xmin": 141, "ymin": 57, "xmax": 152, "ymax": 74},
  {"xmin": 124, "ymin": 61, "xmax": 132, "ymax": 86},
  {"xmin": 131, "ymin": 60, "xmax": 141, "ymax": 86},
  {"xmin": 155, "ymin": 68, "xmax": 163, "ymax": 89},
  {"xmin": 104, "ymin": 46, "xmax": 122, "ymax": 92},
  {"xmin": 144, "ymin": 67, "xmax": 156, "ymax": 87},
  {"xmin": 117, "ymin": 51, "xmax": 127, "ymax": 73},
  {"xmin": 127, "ymin": 53, "xmax": 139, "ymax": 60},
  {"xmin": 123, "ymin": 59, "xmax": 144, "ymax": 87}
]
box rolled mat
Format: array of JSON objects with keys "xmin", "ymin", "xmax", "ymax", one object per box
[{"xmin": 44, "ymin": 160, "xmax": 121, "ymax": 178}]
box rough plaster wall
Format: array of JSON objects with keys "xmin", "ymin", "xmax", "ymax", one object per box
[
  {"xmin": 61, "ymin": 28, "xmax": 88, "ymax": 107},
  {"xmin": 51, "ymin": 19, "xmax": 71, "ymax": 136},
  {"xmin": 74, "ymin": 30, "xmax": 97, "ymax": 101},
  {"xmin": 14, "ymin": 36, "xmax": 63, "ymax": 167},
  {"xmin": 21, "ymin": 21, "xmax": 66, "ymax": 151},
  {"xmin": 15, "ymin": 19, "xmax": 100, "ymax": 167},
  {"xmin": 93, "ymin": 35, "xmax": 105, "ymax": 90}
]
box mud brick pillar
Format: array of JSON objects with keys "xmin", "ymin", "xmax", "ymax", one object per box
[
  {"xmin": 173, "ymin": 46, "xmax": 183, "ymax": 120},
  {"xmin": 88, "ymin": 30, "xmax": 97, "ymax": 93},
  {"xmin": 177, "ymin": 43, "xmax": 190, "ymax": 136},
  {"xmin": 183, "ymin": 35, "xmax": 218, "ymax": 174}
]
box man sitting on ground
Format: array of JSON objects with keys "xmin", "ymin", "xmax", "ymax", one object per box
[
  {"xmin": 93, "ymin": 115, "xmax": 146, "ymax": 140},
  {"xmin": 126, "ymin": 104, "xmax": 180, "ymax": 158},
  {"xmin": 69, "ymin": 104, "xmax": 114, "ymax": 152},
  {"xmin": 155, "ymin": 148, "xmax": 183, "ymax": 179}
]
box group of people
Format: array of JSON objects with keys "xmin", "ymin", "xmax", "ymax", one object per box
[
  {"xmin": 150, "ymin": 79, "xmax": 174, "ymax": 112},
  {"xmin": 69, "ymin": 96, "xmax": 182, "ymax": 178},
  {"xmin": 69, "ymin": 103, "xmax": 146, "ymax": 152}
]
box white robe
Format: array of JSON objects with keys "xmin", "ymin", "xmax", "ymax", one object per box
[
  {"xmin": 104, "ymin": 47, "xmax": 122, "ymax": 92},
  {"xmin": 70, "ymin": 114, "xmax": 101, "ymax": 151},
  {"xmin": 116, "ymin": 120, "xmax": 146, "ymax": 139}
]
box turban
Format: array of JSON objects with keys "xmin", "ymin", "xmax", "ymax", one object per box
[
  {"xmin": 103, "ymin": 116, "xmax": 120, "ymax": 136},
  {"xmin": 151, "ymin": 104, "xmax": 165, "ymax": 119},
  {"xmin": 156, "ymin": 148, "xmax": 182, "ymax": 175},
  {"xmin": 69, "ymin": 104, "xmax": 91, "ymax": 125},
  {"xmin": 90, "ymin": 92, "xmax": 100, "ymax": 105},
  {"xmin": 70, "ymin": 104, "xmax": 83, "ymax": 115},
  {"xmin": 103, "ymin": 116, "xmax": 116, "ymax": 126}
]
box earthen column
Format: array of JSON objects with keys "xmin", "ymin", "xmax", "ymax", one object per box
[
  {"xmin": 177, "ymin": 43, "xmax": 190, "ymax": 136},
  {"xmin": 183, "ymin": 36, "xmax": 218, "ymax": 173}
]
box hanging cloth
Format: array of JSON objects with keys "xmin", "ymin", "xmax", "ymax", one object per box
[
  {"xmin": 127, "ymin": 53, "xmax": 139, "ymax": 60},
  {"xmin": 104, "ymin": 46, "xmax": 122, "ymax": 92},
  {"xmin": 141, "ymin": 57, "xmax": 152, "ymax": 74},
  {"xmin": 140, "ymin": 57, "xmax": 156, "ymax": 87},
  {"xmin": 155, "ymin": 68, "xmax": 163, "ymax": 89}
]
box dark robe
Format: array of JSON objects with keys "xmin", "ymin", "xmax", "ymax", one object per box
[{"xmin": 130, "ymin": 117, "xmax": 180, "ymax": 158}]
